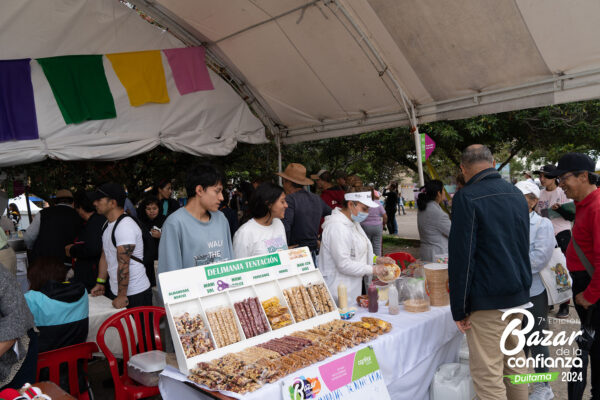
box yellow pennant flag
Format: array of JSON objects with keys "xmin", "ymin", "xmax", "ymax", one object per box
[{"xmin": 106, "ymin": 50, "xmax": 169, "ymax": 106}]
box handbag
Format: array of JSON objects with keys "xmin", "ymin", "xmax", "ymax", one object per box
[
  {"xmin": 536, "ymin": 218, "xmax": 573, "ymax": 305},
  {"xmin": 539, "ymin": 246, "xmax": 573, "ymax": 305}
]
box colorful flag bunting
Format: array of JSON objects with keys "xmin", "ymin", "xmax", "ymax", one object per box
[
  {"xmin": 163, "ymin": 47, "xmax": 214, "ymax": 95},
  {"xmin": 37, "ymin": 55, "xmax": 116, "ymax": 124},
  {"xmin": 106, "ymin": 50, "xmax": 170, "ymax": 106},
  {"xmin": 0, "ymin": 59, "xmax": 39, "ymax": 142}
]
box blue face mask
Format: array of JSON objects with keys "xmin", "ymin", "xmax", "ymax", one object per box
[{"xmin": 351, "ymin": 211, "xmax": 369, "ymax": 223}]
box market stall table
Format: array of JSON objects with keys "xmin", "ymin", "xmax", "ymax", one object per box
[
  {"xmin": 158, "ymin": 304, "xmax": 462, "ymax": 400},
  {"xmin": 87, "ymin": 294, "xmax": 127, "ymax": 357}
]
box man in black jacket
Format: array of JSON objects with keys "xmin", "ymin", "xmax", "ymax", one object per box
[
  {"xmin": 24, "ymin": 189, "xmax": 82, "ymax": 268},
  {"xmin": 449, "ymin": 145, "xmax": 531, "ymax": 400},
  {"xmin": 66, "ymin": 192, "xmax": 107, "ymax": 292}
]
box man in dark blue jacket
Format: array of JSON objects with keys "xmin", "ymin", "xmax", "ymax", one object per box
[{"xmin": 449, "ymin": 144, "xmax": 531, "ymax": 400}]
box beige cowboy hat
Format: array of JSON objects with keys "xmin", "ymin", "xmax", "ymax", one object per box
[{"xmin": 276, "ymin": 163, "xmax": 314, "ymax": 186}]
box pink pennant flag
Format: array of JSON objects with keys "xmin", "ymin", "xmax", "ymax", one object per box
[{"xmin": 163, "ymin": 47, "xmax": 214, "ymax": 95}]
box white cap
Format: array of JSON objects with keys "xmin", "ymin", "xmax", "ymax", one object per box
[
  {"xmin": 344, "ymin": 192, "xmax": 379, "ymax": 208},
  {"xmin": 515, "ymin": 180, "xmax": 540, "ymax": 198}
]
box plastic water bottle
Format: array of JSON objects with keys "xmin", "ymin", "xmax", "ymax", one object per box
[
  {"xmin": 388, "ymin": 284, "xmax": 400, "ymax": 315},
  {"xmin": 337, "ymin": 283, "xmax": 348, "ymax": 310}
]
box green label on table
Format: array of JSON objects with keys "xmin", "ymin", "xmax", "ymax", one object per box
[
  {"xmin": 352, "ymin": 347, "xmax": 380, "ymax": 380},
  {"xmin": 204, "ymin": 254, "xmax": 281, "ymax": 280}
]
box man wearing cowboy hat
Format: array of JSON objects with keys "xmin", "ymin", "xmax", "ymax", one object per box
[
  {"xmin": 277, "ymin": 163, "xmax": 331, "ymax": 264},
  {"xmin": 24, "ymin": 189, "xmax": 82, "ymax": 267}
]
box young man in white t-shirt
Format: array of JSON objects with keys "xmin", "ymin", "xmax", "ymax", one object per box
[{"xmin": 89, "ymin": 183, "xmax": 151, "ymax": 309}]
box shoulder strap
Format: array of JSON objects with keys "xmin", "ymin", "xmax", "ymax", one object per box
[
  {"xmin": 572, "ymin": 237, "xmax": 595, "ymax": 277},
  {"xmin": 110, "ymin": 214, "xmax": 144, "ymax": 264},
  {"xmin": 470, "ymin": 169, "xmax": 497, "ymax": 185}
]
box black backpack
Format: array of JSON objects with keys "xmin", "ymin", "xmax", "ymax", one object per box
[{"xmin": 102, "ymin": 214, "xmax": 153, "ymax": 265}]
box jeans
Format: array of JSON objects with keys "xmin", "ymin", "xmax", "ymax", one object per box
[
  {"xmin": 386, "ymin": 211, "xmax": 398, "ymax": 234},
  {"xmin": 523, "ymin": 290, "xmax": 550, "ymax": 373},
  {"xmin": 361, "ymin": 224, "xmax": 383, "ymax": 256},
  {"xmin": 571, "ymin": 270, "xmax": 600, "ymax": 398}
]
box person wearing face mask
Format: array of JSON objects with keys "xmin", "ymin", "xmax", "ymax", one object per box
[
  {"xmin": 319, "ymin": 188, "xmax": 394, "ymax": 303},
  {"xmin": 233, "ymin": 183, "xmax": 288, "ymax": 259},
  {"xmin": 417, "ymin": 180, "xmax": 451, "ymax": 261}
]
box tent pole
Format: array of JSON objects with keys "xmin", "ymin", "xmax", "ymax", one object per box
[
  {"xmin": 413, "ymin": 126, "xmax": 425, "ymax": 187},
  {"xmin": 276, "ymin": 132, "xmax": 283, "ymax": 186},
  {"xmin": 24, "ymin": 177, "xmax": 32, "ymax": 224}
]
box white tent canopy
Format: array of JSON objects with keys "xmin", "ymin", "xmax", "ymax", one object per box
[
  {"xmin": 3, "ymin": 0, "xmax": 600, "ymax": 177},
  {"xmin": 7, "ymin": 195, "xmax": 42, "ymax": 215},
  {"xmin": 127, "ymin": 0, "xmax": 600, "ymax": 147},
  {"xmin": 0, "ymin": 0, "xmax": 267, "ymax": 167}
]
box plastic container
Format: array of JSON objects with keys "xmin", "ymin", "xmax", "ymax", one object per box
[
  {"xmin": 367, "ymin": 283, "xmax": 378, "ymax": 313},
  {"xmin": 127, "ymin": 350, "xmax": 167, "ymax": 386},
  {"xmin": 424, "ymin": 263, "xmax": 450, "ymax": 306},
  {"xmin": 458, "ymin": 334, "xmax": 469, "ymax": 365},
  {"xmin": 388, "ymin": 285, "xmax": 399, "ymax": 315},
  {"xmin": 429, "ymin": 363, "xmax": 475, "ymax": 400}
]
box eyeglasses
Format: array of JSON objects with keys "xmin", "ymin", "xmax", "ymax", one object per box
[{"xmin": 557, "ymin": 172, "xmax": 575, "ymax": 184}]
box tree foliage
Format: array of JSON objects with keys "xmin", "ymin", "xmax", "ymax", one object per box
[{"xmin": 2, "ymin": 100, "xmax": 600, "ymax": 201}]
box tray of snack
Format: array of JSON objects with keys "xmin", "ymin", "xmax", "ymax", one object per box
[
  {"xmin": 167, "ymin": 300, "xmax": 216, "ymax": 359},
  {"xmin": 163, "ymin": 262, "xmax": 342, "ymax": 375},
  {"xmin": 228, "ymin": 286, "xmax": 272, "ymax": 339},
  {"xmin": 296, "ymin": 269, "xmax": 337, "ymax": 315},
  {"xmin": 187, "ymin": 317, "xmax": 392, "ymax": 394}
]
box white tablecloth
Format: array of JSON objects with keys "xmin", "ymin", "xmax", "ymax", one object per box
[
  {"xmin": 159, "ymin": 305, "xmax": 462, "ymax": 400},
  {"xmin": 87, "ymin": 294, "xmax": 127, "ymax": 357}
]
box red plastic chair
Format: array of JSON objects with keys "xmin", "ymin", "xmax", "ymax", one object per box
[
  {"xmin": 36, "ymin": 342, "xmax": 99, "ymax": 400},
  {"xmin": 96, "ymin": 306, "xmax": 166, "ymax": 400},
  {"xmin": 385, "ymin": 252, "xmax": 417, "ymax": 270}
]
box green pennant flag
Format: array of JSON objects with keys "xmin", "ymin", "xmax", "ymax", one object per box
[{"xmin": 37, "ymin": 55, "xmax": 116, "ymax": 124}]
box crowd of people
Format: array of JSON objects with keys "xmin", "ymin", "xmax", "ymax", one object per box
[{"xmin": 1, "ymin": 145, "xmax": 600, "ymax": 400}]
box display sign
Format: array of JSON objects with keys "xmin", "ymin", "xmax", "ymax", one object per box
[
  {"xmin": 283, "ymin": 346, "xmax": 390, "ymax": 400},
  {"xmin": 420, "ymin": 133, "xmax": 436, "ymax": 162},
  {"xmin": 161, "ymin": 247, "xmax": 316, "ymax": 304}
]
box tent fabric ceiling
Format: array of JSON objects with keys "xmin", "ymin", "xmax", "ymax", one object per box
[
  {"xmin": 134, "ymin": 0, "xmax": 600, "ymax": 144},
  {"xmin": 0, "ymin": 0, "xmax": 266, "ymax": 167}
]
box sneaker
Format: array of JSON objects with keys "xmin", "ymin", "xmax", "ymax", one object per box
[
  {"xmin": 529, "ymin": 383, "xmax": 554, "ymax": 400},
  {"xmin": 556, "ymin": 303, "xmax": 569, "ymax": 319}
]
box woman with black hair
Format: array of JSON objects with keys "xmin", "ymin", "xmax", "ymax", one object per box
[
  {"xmin": 233, "ymin": 183, "xmax": 288, "ymax": 259},
  {"xmin": 153, "ymin": 179, "xmax": 180, "ymax": 218},
  {"xmin": 138, "ymin": 196, "xmax": 166, "ymax": 286},
  {"xmin": 417, "ymin": 180, "xmax": 451, "ymax": 261}
]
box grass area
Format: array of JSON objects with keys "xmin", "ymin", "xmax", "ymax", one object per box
[{"xmin": 382, "ymin": 235, "xmax": 420, "ymax": 248}]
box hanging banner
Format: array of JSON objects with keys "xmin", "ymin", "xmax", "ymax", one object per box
[
  {"xmin": 163, "ymin": 47, "xmax": 214, "ymax": 95},
  {"xmin": 420, "ymin": 133, "xmax": 436, "ymax": 162},
  {"xmin": 0, "ymin": 59, "xmax": 39, "ymax": 142},
  {"xmin": 37, "ymin": 55, "xmax": 116, "ymax": 124},
  {"xmin": 282, "ymin": 346, "xmax": 391, "ymax": 400},
  {"xmin": 106, "ymin": 50, "xmax": 170, "ymax": 106}
]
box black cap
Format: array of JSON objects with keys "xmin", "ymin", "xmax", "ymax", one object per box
[
  {"xmin": 534, "ymin": 164, "xmax": 558, "ymax": 177},
  {"xmin": 89, "ymin": 183, "xmax": 126, "ymax": 204},
  {"xmin": 554, "ymin": 153, "xmax": 596, "ymax": 176}
]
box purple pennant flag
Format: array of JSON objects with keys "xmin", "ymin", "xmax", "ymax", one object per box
[
  {"xmin": 163, "ymin": 47, "xmax": 214, "ymax": 95},
  {"xmin": 0, "ymin": 59, "xmax": 39, "ymax": 142}
]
